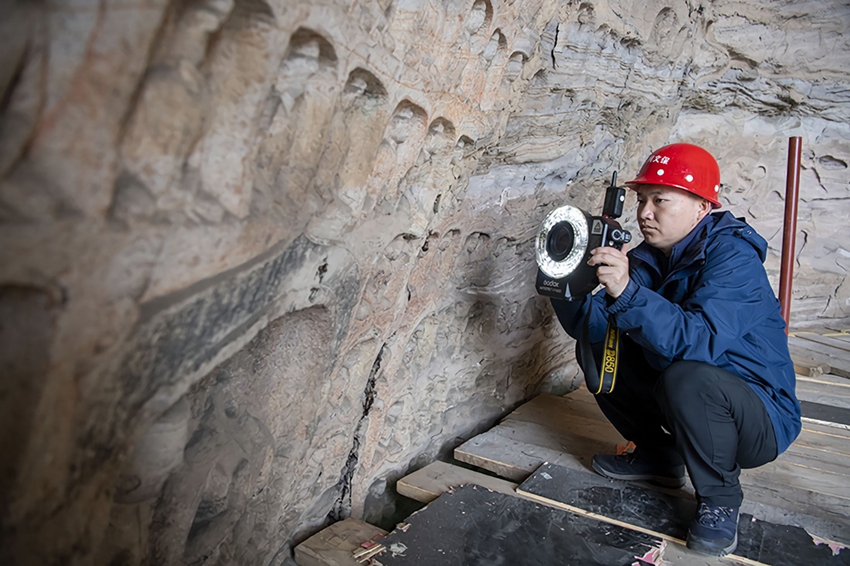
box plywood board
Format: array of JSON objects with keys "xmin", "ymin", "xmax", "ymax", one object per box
[
  {"xmin": 396, "ymin": 461, "xmax": 518, "ymax": 503},
  {"xmin": 454, "ymin": 426, "xmax": 597, "ymax": 481},
  {"xmin": 517, "ymin": 463, "xmax": 850, "ymax": 566},
  {"xmin": 293, "ymin": 518, "xmax": 387, "ymax": 566},
  {"xmin": 376, "ymin": 484, "xmax": 666, "ymax": 566},
  {"xmin": 398, "ymin": 460, "xmax": 850, "ymax": 558}
]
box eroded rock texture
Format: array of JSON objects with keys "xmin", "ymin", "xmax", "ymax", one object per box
[{"xmin": 0, "ymin": 0, "xmax": 847, "ymax": 564}]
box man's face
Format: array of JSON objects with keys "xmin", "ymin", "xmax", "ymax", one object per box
[{"xmin": 635, "ymin": 185, "xmax": 711, "ymax": 255}]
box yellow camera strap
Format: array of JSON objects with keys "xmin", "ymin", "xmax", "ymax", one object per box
[
  {"xmin": 597, "ymin": 319, "xmax": 619, "ymax": 394},
  {"xmin": 580, "ymin": 310, "xmax": 619, "ymax": 395}
]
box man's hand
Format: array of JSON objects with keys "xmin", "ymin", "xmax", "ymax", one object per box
[{"xmin": 588, "ymin": 245, "xmax": 630, "ymax": 299}]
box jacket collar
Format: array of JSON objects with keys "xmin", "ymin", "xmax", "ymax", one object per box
[
  {"xmin": 629, "ymin": 211, "xmax": 768, "ymax": 288},
  {"xmin": 630, "ymin": 214, "xmax": 714, "ymax": 280}
]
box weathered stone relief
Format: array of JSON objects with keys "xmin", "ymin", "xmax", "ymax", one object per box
[
  {"xmin": 0, "ymin": 285, "xmax": 59, "ymax": 514},
  {"xmin": 396, "ymin": 117, "xmax": 458, "ymax": 235},
  {"xmin": 0, "ymin": 11, "xmax": 45, "ymax": 191},
  {"xmin": 479, "ymin": 29, "xmax": 509, "ymax": 109},
  {"xmin": 0, "ymin": 0, "xmax": 848, "ymax": 564},
  {"xmin": 193, "ymin": 0, "xmax": 279, "ymax": 219},
  {"xmin": 253, "ymin": 27, "xmax": 339, "ymax": 227},
  {"xmin": 30, "ymin": 0, "xmax": 170, "ymax": 217},
  {"xmin": 303, "ymin": 68, "xmax": 393, "ymax": 243},
  {"xmin": 118, "ymin": 0, "xmax": 235, "ymax": 224},
  {"xmin": 364, "ymin": 100, "xmax": 429, "ymax": 216}
]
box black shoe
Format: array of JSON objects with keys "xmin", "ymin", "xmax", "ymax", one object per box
[
  {"xmin": 687, "ymin": 503, "xmax": 739, "ymax": 556},
  {"xmin": 591, "ymin": 451, "xmax": 686, "ymax": 488}
]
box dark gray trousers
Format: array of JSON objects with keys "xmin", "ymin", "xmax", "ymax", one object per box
[{"xmin": 588, "ymin": 336, "xmax": 778, "ymax": 507}]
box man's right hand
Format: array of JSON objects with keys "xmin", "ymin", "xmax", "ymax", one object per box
[{"xmin": 588, "ymin": 245, "xmax": 630, "ymax": 299}]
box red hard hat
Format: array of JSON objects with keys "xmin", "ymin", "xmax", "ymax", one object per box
[{"xmin": 624, "ymin": 143, "xmax": 722, "ymax": 208}]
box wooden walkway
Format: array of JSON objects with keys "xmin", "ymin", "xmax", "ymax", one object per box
[{"xmin": 295, "ymin": 330, "xmax": 850, "ymax": 565}]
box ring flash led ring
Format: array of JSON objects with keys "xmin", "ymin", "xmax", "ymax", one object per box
[{"xmin": 535, "ymin": 205, "xmax": 589, "ymax": 279}]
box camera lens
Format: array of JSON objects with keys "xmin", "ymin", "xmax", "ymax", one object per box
[{"xmin": 547, "ymin": 221, "xmax": 575, "ymax": 262}]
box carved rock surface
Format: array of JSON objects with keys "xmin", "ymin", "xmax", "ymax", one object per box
[{"xmin": 0, "ymin": 0, "xmax": 847, "ymax": 564}]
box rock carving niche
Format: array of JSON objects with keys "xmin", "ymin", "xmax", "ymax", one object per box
[
  {"xmin": 386, "ymin": 0, "xmax": 428, "ymax": 65},
  {"xmin": 0, "ymin": 285, "xmax": 58, "ymax": 513},
  {"xmin": 453, "ymin": 135, "xmax": 477, "ymax": 164},
  {"xmin": 397, "ymin": 117, "xmax": 456, "ymax": 232},
  {"xmin": 357, "ymin": 232, "xmax": 417, "ymax": 329},
  {"xmin": 253, "ymin": 27, "xmax": 338, "ymax": 224},
  {"xmin": 530, "ymin": 68, "xmax": 548, "ymax": 88},
  {"xmin": 306, "ymin": 68, "xmax": 388, "ymax": 240},
  {"xmin": 577, "ymin": 1, "xmax": 595, "ymax": 26},
  {"xmin": 94, "ymin": 398, "xmax": 192, "ymax": 565},
  {"xmin": 191, "ymin": 0, "xmax": 278, "ymax": 220},
  {"xmin": 646, "ymin": 7, "xmax": 689, "ymax": 66},
  {"xmin": 0, "ymin": 40, "xmax": 50, "ymax": 222},
  {"xmin": 0, "ymin": 21, "xmax": 46, "ymax": 200},
  {"xmin": 466, "ymin": 0, "xmax": 493, "ymax": 54},
  {"xmin": 351, "ymin": 0, "xmax": 394, "ymax": 35},
  {"xmin": 117, "ymin": 0, "xmax": 235, "ymax": 221},
  {"xmin": 146, "ymin": 306, "xmax": 335, "ymax": 564},
  {"xmin": 458, "ymin": 0, "xmax": 495, "ymax": 98},
  {"xmin": 504, "ymin": 51, "xmax": 527, "ymax": 83},
  {"xmin": 480, "ymin": 29, "xmax": 509, "ymax": 109},
  {"xmin": 482, "ymin": 29, "xmax": 507, "ymax": 64},
  {"xmin": 436, "ymin": 134, "xmax": 476, "ymax": 214},
  {"xmin": 365, "ymin": 100, "xmax": 428, "ymax": 215},
  {"xmin": 387, "ymin": 0, "xmax": 447, "ymax": 69}
]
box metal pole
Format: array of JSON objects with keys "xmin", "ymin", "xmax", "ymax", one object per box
[{"xmin": 779, "ymin": 137, "xmax": 802, "ymax": 334}]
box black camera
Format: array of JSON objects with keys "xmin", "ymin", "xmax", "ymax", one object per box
[{"xmin": 535, "ymin": 173, "xmax": 632, "ymax": 300}]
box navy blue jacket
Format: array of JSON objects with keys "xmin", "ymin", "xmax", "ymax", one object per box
[{"xmin": 551, "ymin": 211, "xmax": 801, "ymax": 453}]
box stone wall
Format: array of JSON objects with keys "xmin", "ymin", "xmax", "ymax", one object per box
[{"xmin": 0, "ymin": 0, "xmax": 847, "ymax": 564}]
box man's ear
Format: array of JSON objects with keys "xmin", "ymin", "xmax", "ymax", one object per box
[{"xmin": 697, "ymin": 197, "xmax": 712, "ymax": 220}]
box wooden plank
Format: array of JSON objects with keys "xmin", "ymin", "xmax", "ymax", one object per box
[
  {"xmin": 778, "ymin": 443, "xmax": 850, "ymax": 477},
  {"xmin": 510, "ymin": 392, "xmax": 608, "ymax": 425},
  {"xmin": 517, "ymin": 463, "xmax": 850, "ymax": 565},
  {"xmin": 797, "ymin": 385, "xmax": 850, "ymax": 410},
  {"xmin": 801, "ymin": 401, "xmax": 850, "ymax": 427},
  {"xmin": 454, "ymin": 427, "xmax": 599, "ymax": 481},
  {"xmin": 790, "ymin": 335, "xmax": 850, "ymax": 359},
  {"xmin": 797, "ymin": 373, "xmax": 850, "ymax": 412},
  {"xmin": 796, "ymin": 333, "xmax": 850, "ymax": 354},
  {"xmin": 569, "ymin": 383, "xmax": 604, "ymax": 404},
  {"xmin": 803, "ymin": 417, "xmax": 850, "ymax": 432},
  {"xmin": 794, "ymin": 422, "xmax": 850, "ymax": 457},
  {"xmin": 745, "ymin": 455, "xmax": 850, "ymax": 501},
  {"xmin": 466, "ymin": 383, "xmax": 850, "ymax": 484},
  {"xmin": 789, "ymin": 337, "xmax": 850, "ymax": 378},
  {"xmin": 376, "ymin": 484, "xmax": 667, "ymax": 566},
  {"xmin": 396, "ymin": 461, "xmax": 518, "ymax": 503},
  {"xmin": 455, "ymin": 423, "xmax": 850, "ymax": 528},
  {"xmin": 792, "ymin": 354, "xmax": 830, "ymax": 377},
  {"xmin": 799, "ymin": 374, "xmax": 850, "ymax": 388},
  {"xmin": 293, "ymin": 518, "xmax": 387, "ymax": 566},
  {"xmin": 464, "ymin": 398, "xmax": 850, "ymax": 477},
  {"xmin": 502, "ymin": 403, "xmax": 626, "ymax": 445},
  {"xmin": 726, "ymin": 477, "xmax": 850, "ymax": 537},
  {"xmin": 457, "ymin": 395, "xmax": 850, "ymax": 528}
]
